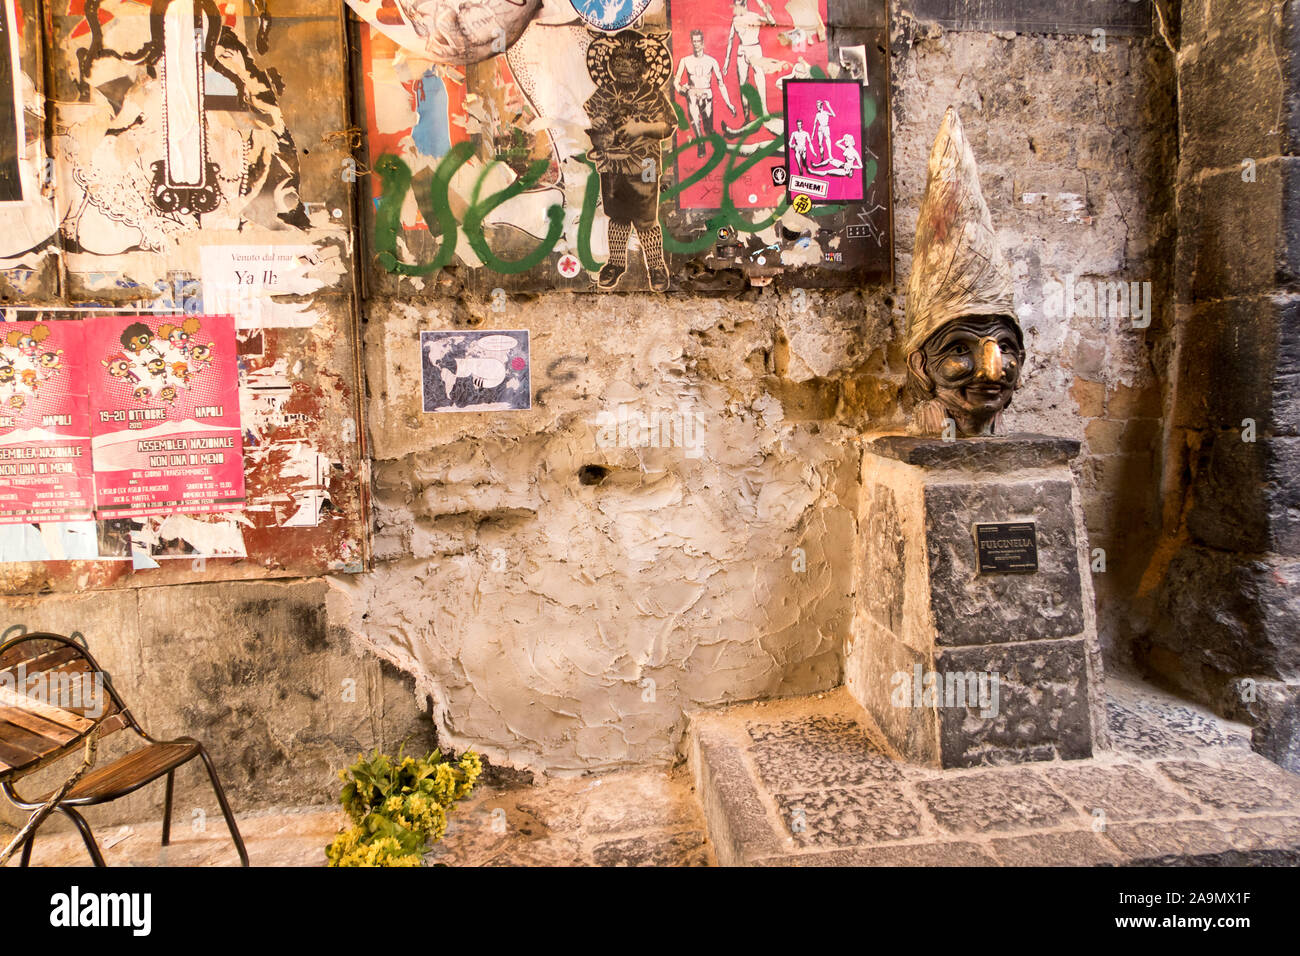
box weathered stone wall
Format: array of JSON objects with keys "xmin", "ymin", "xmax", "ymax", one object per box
[
  {"xmin": 1141, "ymin": 0, "xmax": 1300, "ymax": 771},
  {"xmin": 0, "ymin": 580, "xmax": 437, "ymax": 831},
  {"xmin": 337, "ymin": 8, "xmax": 1179, "ymax": 774},
  {"xmin": 0, "ymin": 4, "xmax": 1183, "ymax": 800}
]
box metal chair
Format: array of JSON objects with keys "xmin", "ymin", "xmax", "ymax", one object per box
[{"xmin": 0, "ymin": 630, "xmax": 248, "ymax": 866}]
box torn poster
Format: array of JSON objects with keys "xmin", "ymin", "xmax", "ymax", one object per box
[
  {"xmin": 87, "ymin": 313, "xmax": 245, "ymax": 518},
  {"xmin": 421, "ymin": 329, "xmax": 531, "ymax": 412},
  {"xmin": 0, "ymin": 319, "xmax": 94, "ymax": 524},
  {"xmin": 201, "ymin": 244, "xmax": 345, "ymax": 329}
]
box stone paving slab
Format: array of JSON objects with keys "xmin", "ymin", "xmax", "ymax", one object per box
[{"xmin": 687, "ymin": 678, "xmax": 1300, "ymax": 866}]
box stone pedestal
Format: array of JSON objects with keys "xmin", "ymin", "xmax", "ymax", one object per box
[{"xmin": 846, "ymin": 435, "xmax": 1106, "ymax": 768}]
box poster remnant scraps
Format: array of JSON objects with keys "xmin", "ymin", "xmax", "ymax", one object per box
[
  {"xmin": 0, "ymin": 320, "xmax": 94, "ymax": 524},
  {"xmin": 344, "ymin": 0, "xmax": 544, "ymax": 64},
  {"xmin": 782, "ymin": 79, "xmax": 865, "ymax": 203},
  {"xmin": 201, "ymin": 244, "xmax": 346, "ymax": 330},
  {"xmin": 87, "ymin": 313, "xmax": 245, "ymax": 519},
  {"xmin": 421, "ymin": 330, "xmax": 531, "ymax": 412}
]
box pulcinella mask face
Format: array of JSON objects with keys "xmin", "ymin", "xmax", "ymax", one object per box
[
  {"xmin": 902, "ymin": 107, "xmax": 1023, "ymax": 438},
  {"xmin": 909, "ymin": 315, "xmax": 1024, "ymax": 437}
]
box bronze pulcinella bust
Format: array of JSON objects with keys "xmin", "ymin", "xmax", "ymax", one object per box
[{"xmin": 905, "ymin": 107, "xmax": 1025, "ymax": 438}]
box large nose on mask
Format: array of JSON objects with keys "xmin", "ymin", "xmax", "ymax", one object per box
[{"xmin": 977, "ymin": 338, "xmax": 1003, "ymax": 380}]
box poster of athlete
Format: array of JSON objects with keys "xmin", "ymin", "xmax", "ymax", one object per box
[
  {"xmin": 0, "ymin": 320, "xmax": 94, "ymax": 524},
  {"xmin": 87, "ymin": 314, "xmax": 244, "ymax": 519}
]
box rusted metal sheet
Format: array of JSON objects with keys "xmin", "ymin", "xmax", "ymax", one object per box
[{"xmin": 0, "ymin": 1, "xmax": 369, "ymax": 594}]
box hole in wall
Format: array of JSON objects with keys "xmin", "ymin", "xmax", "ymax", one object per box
[{"xmin": 578, "ymin": 465, "xmax": 610, "ymax": 486}]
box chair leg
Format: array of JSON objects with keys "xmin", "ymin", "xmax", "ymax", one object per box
[
  {"xmin": 162, "ymin": 771, "xmax": 174, "ymax": 847},
  {"xmin": 19, "ymin": 827, "xmax": 37, "ymax": 867},
  {"xmin": 195, "ymin": 747, "xmax": 249, "ymax": 867},
  {"xmin": 60, "ymin": 807, "xmax": 106, "ymax": 867}
]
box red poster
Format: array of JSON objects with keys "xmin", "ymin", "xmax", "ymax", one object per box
[
  {"xmin": 669, "ymin": 0, "xmax": 832, "ymax": 210},
  {"xmin": 0, "ymin": 320, "xmax": 94, "ymax": 524},
  {"xmin": 87, "ymin": 314, "xmax": 245, "ymax": 519}
]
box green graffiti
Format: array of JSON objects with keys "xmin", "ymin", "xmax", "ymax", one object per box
[
  {"xmin": 462, "ymin": 157, "xmax": 565, "ymax": 275},
  {"xmin": 372, "ymin": 74, "xmax": 880, "ymax": 276},
  {"xmin": 373, "ymin": 145, "xmax": 472, "ymax": 276}
]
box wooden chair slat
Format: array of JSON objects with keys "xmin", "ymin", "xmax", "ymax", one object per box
[
  {"xmin": 57, "ymin": 741, "xmax": 199, "ymax": 804},
  {"xmin": 13, "ymin": 645, "xmax": 85, "ymax": 675},
  {"xmin": 0, "ymin": 718, "xmax": 66, "ymax": 759},
  {"xmin": 0, "ymin": 705, "xmax": 79, "ymax": 745},
  {"xmin": 0, "ymin": 686, "xmax": 95, "ymax": 733},
  {"xmin": 0, "ymin": 736, "xmax": 42, "ymax": 770}
]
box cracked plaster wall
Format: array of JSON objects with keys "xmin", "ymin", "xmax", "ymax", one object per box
[{"xmin": 334, "ymin": 10, "xmax": 1178, "ymax": 775}]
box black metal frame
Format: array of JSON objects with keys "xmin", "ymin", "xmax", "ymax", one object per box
[{"xmin": 0, "ymin": 631, "xmax": 249, "ymax": 867}]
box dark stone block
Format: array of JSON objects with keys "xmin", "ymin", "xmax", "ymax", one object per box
[
  {"xmin": 1186, "ymin": 434, "xmax": 1300, "ymax": 555},
  {"xmin": 1287, "ymin": 0, "xmax": 1300, "ymax": 156},
  {"xmin": 913, "ymin": 771, "xmax": 1080, "ymax": 835},
  {"xmin": 1176, "ymin": 160, "xmax": 1300, "ymax": 303},
  {"xmin": 1172, "ymin": 294, "xmax": 1300, "ymax": 437},
  {"xmin": 744, "ymin": 715, "xmax": 902, "ymax": 791},
  {"xmin": 1153, "ymin": 548, "xmax": 1300, "ymax": 681},
  {"xmin": 923, "ymin": 479, "xmax": 1085, "ymax": 646},
  {"xmin": 934, "ymin": 639, "xmax": 1094, "ymax": 766},
  {"xmin": 868, "ymin": 434, "xmax": 1081, "ymax": 471}
]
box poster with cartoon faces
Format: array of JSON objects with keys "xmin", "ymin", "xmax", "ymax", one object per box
[
  {"xmin": 87, "ymin": 313, "xmax": 244, "ymax": 518},
  {"xmin": 0, "ymin": 320, "xmax": 94, "ymax": 524}
]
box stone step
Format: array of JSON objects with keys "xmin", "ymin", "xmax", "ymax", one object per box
[{"xmin": 686, "ymin": 677, "xmax": 1300, "ymax": 866}]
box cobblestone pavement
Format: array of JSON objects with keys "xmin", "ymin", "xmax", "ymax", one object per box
[
  {"xmin": 690, "ymin": 674, "xmax": 1300, "ymax": 865},
  {"xmin": 5, "ymin": 673, "xmax": 1298, "ymax": 866}
]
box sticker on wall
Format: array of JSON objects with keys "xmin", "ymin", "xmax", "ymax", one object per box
[
  {"xmin": 421, "ymin": 330, "xmax": 531, "ymax": 412},
  {"xmin": 0, "ymin": 320, "xmax": 94, "ymax": 524},
  {"xmin": 87, "ymin": 313, "xmax": 245, "ymax": 519},
  {"xmin": 783, "ymin": 79, "xmax": 865, "ymax": 203},
  {"xmin": 570, "ymin": 0, "xmax": 654, "ymax": 31}
]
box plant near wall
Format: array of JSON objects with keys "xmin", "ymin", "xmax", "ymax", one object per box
[{"xmin": 326, "ymin": 747, "xmax": 482, "ymax": 867}]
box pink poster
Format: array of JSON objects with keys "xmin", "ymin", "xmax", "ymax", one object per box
[
  {"xmin": 0, "ymin": 320, "xmax": 94, "ymax": 524},
  {"xmin": 782, "ymin": 79, "xmax": 867, "ymax": 203},
  {"xmin": 87, "ymin": 314, "xmax": 245, "ymax": 519}
]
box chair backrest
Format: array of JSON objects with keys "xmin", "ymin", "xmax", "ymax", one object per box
[{"xmin": 0, "ymin": 631, "xmax": 132, "ymax": 782}]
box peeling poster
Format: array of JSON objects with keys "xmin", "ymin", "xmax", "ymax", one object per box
[
  {"xmin": 87, "ymin": 313, "xmax": 245, "ymax": 519},
  {"xmin": 0, "ymin": 319, "xmax": 94, "ymax": 524}
]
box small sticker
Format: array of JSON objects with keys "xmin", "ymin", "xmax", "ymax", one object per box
[
  {"xmin": 557, "ymin": 254, "xmax": 581, "ymax": 278},
  {"xmin": 771, "ymin": 166, "xmax": 788, "ymax": 187},
  {"xmin": 792, "ymin": 194, "xmax": 813, "ymax": 214}
]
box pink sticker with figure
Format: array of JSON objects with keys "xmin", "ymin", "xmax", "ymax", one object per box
[
  {"xmin": 782, "ymin": 79, "xmax": 867, "ymax": 203},
  {"xmin": 0, "ymin": 320, "xmax": 95, "ymax": 525},
  {"xmin": 87, "ymin": 314, "xmax": 245, "ymax": 518}
]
